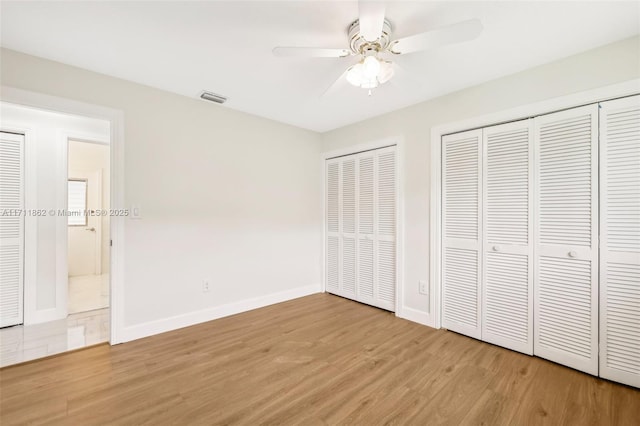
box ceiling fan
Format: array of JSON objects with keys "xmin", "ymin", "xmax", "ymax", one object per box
[{"xmin": 273, "ymin": 1, "xmax": 483, "ymax": 95}]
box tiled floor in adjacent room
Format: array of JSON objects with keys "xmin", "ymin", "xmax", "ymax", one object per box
[
  {"xmin": 0, "ymin": 274, "xmax": 110, "ymax": 368},
  {"xmin": 0, "ymin": 308, "xmax": 109, "ymax": 367},
  {"xmin": 69, "ymin": 273, "xmax": 110, "ymax": 314}
]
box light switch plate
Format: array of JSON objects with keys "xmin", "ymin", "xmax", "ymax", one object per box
[{"xmin": 131, "ymin": 205, "xmax": 142, "ymax": 219}]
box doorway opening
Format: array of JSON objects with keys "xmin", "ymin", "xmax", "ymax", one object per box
[
  {"xmin": 0, "ymin": 101, "xmax": 113, "ymax": 367},
  {"xmin": 67, "ymin": 140, "xmax": 110, "ymax": 316}
]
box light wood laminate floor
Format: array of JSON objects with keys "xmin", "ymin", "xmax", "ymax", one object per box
[{"xmin": 1, "ymin": 293, "xmax": 638, "ymax": 425}]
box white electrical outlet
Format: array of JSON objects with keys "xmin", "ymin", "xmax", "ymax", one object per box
[
  {"xmin": 419, "ymin": 280, "xmax": 428, "ymax": 295},
  {"xmin": 202, "ymin": 280, "xmax": 210, "ymax": 293}
]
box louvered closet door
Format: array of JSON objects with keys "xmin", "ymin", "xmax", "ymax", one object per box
[
  {"xmin": 482, "ymin": 120, "xmax": 534, "ymax": 355},
  {"xmin": 341, "ymin": 157, "xmax": 357, "ymax": 298},
  {"xmin": 599, "ymin": 95, "xmax": 640, "ymax": 388},
  {"xmin": 442, "ymin": 129, "xmax": 482, "ymax": 339},
  {"xmin": 534, "ymin": 105, "xmax": 599, "ymax": 375},
  {"xmin": 326, "ymin": 160, "xmax": 340, "ymax": 295},
  {"xmin": 357, "ymin": 152, "xmax": 376, "ymax": 305},
  {"xmin": 375, "ymin": 147, "xmax": 396, "ymax": 311},
  {"xmin": 0, "ymin": 132, "xmax": 24, "ymax": 328},
  {"xmin": 326, "ymin": 146, "xmax": 397, "ymax": 311}
]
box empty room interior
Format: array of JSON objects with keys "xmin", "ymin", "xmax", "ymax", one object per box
[{"xmin": 0, "ymin": 1, "xmax": 639, "ymax": 424}]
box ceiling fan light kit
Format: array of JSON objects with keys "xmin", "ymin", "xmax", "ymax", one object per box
[
  {"xmin": 346, "ymin": 56, "xmax": 394, "ymax": 91},
  {"xmin": 345, "ymin": 18, "xmax": 395, "ymax": 93},
  {"xmin": 272, "ymin": 1, "xmax": 483, "ymax": 96}
]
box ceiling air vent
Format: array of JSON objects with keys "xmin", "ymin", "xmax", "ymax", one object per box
[{"xmin": 199, "ymin": 91, "xmax": 228, "ymax": 104}]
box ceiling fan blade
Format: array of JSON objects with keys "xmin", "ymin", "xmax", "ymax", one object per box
[
  {"xmin": 359, "ymin": 1, "xmax": 386, "ymax": 42},
  {"xmin": 387, "ymin": 60, "xmax": 425, "ymax": 92},
  {"xmin": 321, "ymin": 58, "xmax": 360, "ymax": 98},
  {"xmin": 389, "ymin": 19, "xmax": 483, "ymax": 55},
  {"xmin": 321, "ymin": 69, "xmax": 350, "ymax": 98},
  {"xmin": 272, "ymin": 47, "xmax": 351, "ymax": 58}
]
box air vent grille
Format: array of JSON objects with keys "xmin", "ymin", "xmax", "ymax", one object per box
[{"xmin": 199, "ymin": 91, "xmax": 228, "ymax": 104}]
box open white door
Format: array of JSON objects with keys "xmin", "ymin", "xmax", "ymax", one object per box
[{"xmin": 68, "ymin": 170, "xmax": 102, "ymax": 277}]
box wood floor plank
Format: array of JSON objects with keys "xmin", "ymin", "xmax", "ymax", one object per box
[{"xmin": 1, "ymin": 293, "xmax": 638, "ymax": 425}]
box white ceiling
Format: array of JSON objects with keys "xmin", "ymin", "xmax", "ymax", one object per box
[{"xmin": 1, "ymin": 1, "xmax": 639, "ymax": 132}]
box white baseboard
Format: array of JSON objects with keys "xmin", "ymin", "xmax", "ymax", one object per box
[
  {"xmin": 118, "ymin": 284, "xmax": 321, "ymax": 343},
  {"xmin": 399, "ymin": 305, "xmax": 436, "ymax": 328}
]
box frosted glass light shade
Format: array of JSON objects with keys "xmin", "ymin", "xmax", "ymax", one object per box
[
  {"xmin": 346, "ymin": 56, "xmax": 393, "ymax": 89},
  {"xmin": 346, "ymin": 63, "xmax": 364, "ymax": 86},
  {"xmin": 362, "ymin": 56, "xmax": 381, "ymax": 79}
]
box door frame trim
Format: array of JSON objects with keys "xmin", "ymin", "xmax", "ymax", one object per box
[
  {"xmin": 321, "ymin": 136, "xmax": 405, "ymax": 316},
  {"xmin": 430, "ymin": 78, "xmax": 640, "ymax": 329},
  {"xmin": 1, "ymin": 85, "xmax": 126, "ymax": 344}
]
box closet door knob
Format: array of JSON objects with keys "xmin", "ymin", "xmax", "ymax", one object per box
[
  {"xmin": 568, "ymin": 251, "xmax": 577, "ymax": 258},
  {"xmin": 492, "ymin": 245, "xmax": 501, "ymax": 252}
]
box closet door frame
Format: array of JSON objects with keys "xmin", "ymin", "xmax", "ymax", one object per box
[{"xmin": 322, "ymin": 138, "xmax": 404, "ymax": 315}]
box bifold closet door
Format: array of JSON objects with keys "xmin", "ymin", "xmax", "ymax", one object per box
[
  {"xmin": 0, "ymin": 132, "xmax": 24, "ymax": 328},
  {"xmin": 357, "ymin": 152, "xmax": 376, "ymax": 304},
  {"xmin": 534, "ymin": 104, "xmax": 599, "ymax": 375},
  {"xmin": 374, "ymin": 147, "xmax": 396, "ymax": 311},
  {"xmin": 325, "ymin": 147, "xmax": 396, "ymax": 311},
  {"xmin": 341, "ymin": 156, "xmax": 357, "ymax": 299},
  {"xmin": 599, "ymin": 95, "xmax": 640, "ymax": 388},
  {"xmin": 326, "ymin": 160, "xmax": 341, "ymax": 295},
  {"xmin": 325, "ymin": 157, "xmax": 357, "ymax": 299},
  {"xmin": 482, "ymin": 120, "xmax": 534, "ymax": 355},
  {"xmin": 442, "ymin": 129, "xmax": 482, "ymax": 339}
]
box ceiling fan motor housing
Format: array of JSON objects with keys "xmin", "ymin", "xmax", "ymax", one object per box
[{"xmin": 348, "ymin": 18, "xmax": 392, "ymax": 55}]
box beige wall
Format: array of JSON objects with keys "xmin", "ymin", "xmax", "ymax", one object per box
[
  {"xmin": 1, "ymin": 48, "xmax": 323, "ymax": 332},
  {"xmin": 321, "ymin": 36, "xmax": 640, "ymax": 318}
]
